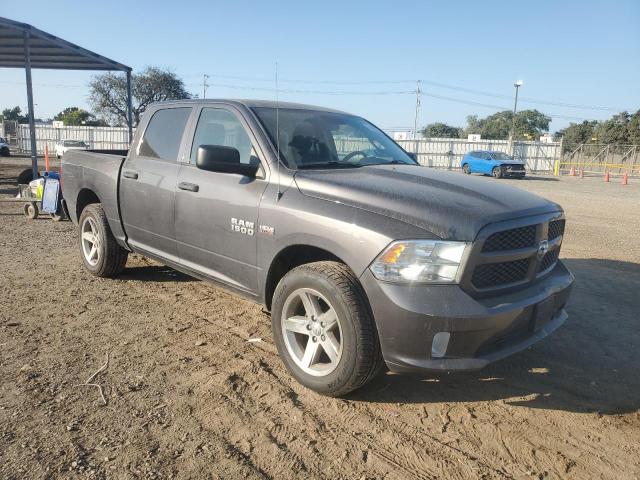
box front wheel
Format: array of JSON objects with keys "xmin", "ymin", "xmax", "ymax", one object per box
[
  {"xmin": 492, "ymin": 166, "xmax": 503, "ymax": 179},
  {"xmin": 271, "ymin": 261, "xmax": 383, "ymax": 396},
  {"xmin": 78, "ymin": 203, "xmax": 128, "ymax": 277},
  {"xmin": 1, "ymin": 146, "xmax": 10, "ymax": 157}
]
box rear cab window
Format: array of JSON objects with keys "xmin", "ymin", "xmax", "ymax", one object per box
[{"xmin": 138, "ymin": 107, "xmax": 192, "ymax": 161}]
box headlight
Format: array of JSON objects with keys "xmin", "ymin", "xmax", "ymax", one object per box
[{"xmin": 370, "ymin": 240, "xmax": 469, "ymax": 284}]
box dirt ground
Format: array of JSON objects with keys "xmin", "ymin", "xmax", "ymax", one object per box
[{"xmin": 1, "ymin": 162, "xmax": 639, "ymax": 479}]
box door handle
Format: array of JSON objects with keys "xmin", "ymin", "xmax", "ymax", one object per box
[
  {"xmin": 178, "ymin": 182, "xmax": 199, "ymax": 192},
  {"xmin": 123, "ymin": 170, "xmax": 138, "ymax": 180}
]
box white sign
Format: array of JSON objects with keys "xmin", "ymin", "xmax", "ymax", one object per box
[
  {"xmin": 467, "ymin": 134, "xmax": 481, "ymax": 141},
  {"xmin": 52, "ymin": 121, "xmax": 64, "ymax": 128}
]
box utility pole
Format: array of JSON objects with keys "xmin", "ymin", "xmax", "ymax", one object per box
[
  {"xmin": 509, "ymin": 80, "xmax": 523, "ymax": 155},
  {"xmin": 413, "ymin": 80, "xmax": 422, "ymax": 140},
  {"xmin": 202, "ymin": 74, "xmax": 210, "ymax": 99}
]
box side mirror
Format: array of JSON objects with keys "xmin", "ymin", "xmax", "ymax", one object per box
[
  {"xmin": 407, "ymin": 152, "xmax": 417, "ymax": 161},
  {"xmin": 196, "ymin": 145, "xmax": 259, "ymax": 177}
]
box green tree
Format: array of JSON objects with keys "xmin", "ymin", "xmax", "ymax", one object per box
[
  {"xmin": 628, "ymin": 110, "xmax": 640, "ymax": 145},
  {"xmin": 1, "ymin": 106, "xmax": 28, "ymax": 123},
  {"xmin": 421, "ymin": 122, "xmax": 462, "ymax": 138},
  {"xmin": 88, "ymin": 67, "xmax": 191, "ymax": 126},
  {"xmin": 594, "ymin": 112, "xmax": 631, "ymax": 145},
  {"xmin": 54, "ymin": 107, "xmax": 107, "ymax": 126},
  {"xmin": 464, "ymin": 110, "xmax": 550, "ymax": 140},
  {"xmin": 556, "ymin": 120, "xmax": 598, "ymax": 150}
]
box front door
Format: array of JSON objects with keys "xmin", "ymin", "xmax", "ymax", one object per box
[
  {"xmin": 120, "ymin": 106, "xmax": 192, "ymax": 263},
  {"xmin": 175, "ymin": 106, "xmax": 268, "ymax": 293}
]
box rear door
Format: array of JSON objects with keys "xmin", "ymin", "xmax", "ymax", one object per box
[
  {"xmin": 174, "ymin": 105, "xmax": 269, "ymax": 294},
  {"xmin": 120, "ymin": 106, "xmax": 192, "ymax": 263}
]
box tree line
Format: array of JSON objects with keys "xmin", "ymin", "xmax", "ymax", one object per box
[{"xmin": 422, "ymin": 109, "xmax": 640, "ymax": 147}]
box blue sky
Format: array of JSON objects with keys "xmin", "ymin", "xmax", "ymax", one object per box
[{"xmin": 1, "ymin": 0, "xmax": 639, "ymax": 133}]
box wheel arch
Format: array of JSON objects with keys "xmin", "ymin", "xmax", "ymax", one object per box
[
  {"xmin": 264, "ymin": 244, "xmax": 348, "ymax": 311},
  {"xmin": 76, "ymin": 188, "xmax": 101, "ymax": 221}
]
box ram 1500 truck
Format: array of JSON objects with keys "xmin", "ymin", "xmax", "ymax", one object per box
[{"xmin": 61, "ymin": 100, "xmax": 574, "ymax": 396}]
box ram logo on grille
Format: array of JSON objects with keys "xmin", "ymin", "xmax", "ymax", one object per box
[{"xmin": 537, "ymin": 240, "xmax": 549, "ymax": 260}]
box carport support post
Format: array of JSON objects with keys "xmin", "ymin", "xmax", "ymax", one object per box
[
  {"xmin": 126, "ymin": 69, "xmax": 133, "ymax": 144},
  {"xmin": 24, "ymin": 30, "xmax": 38, "ymax": 179}
]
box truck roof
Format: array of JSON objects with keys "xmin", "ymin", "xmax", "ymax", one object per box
[{"xmin": 149, "ymin": 99, "xmax": 349, "ymax": 114}]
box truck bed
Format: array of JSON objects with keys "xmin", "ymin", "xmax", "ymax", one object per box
[{"xmin": 61, "ymin": 149, "xmax": 128, "ymax": 244}]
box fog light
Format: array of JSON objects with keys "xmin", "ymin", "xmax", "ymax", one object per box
[{"xmin": 431, "ymin": 332, "xmax": 450, "ymax": 358}]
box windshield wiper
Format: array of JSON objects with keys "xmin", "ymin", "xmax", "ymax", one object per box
[
  {"xmin": 365, "ymin": 159, "xmax": 413, "ymax": 166},
  {"xmin": 297, "ymin": 161, "xmax": 363, "ymax": 170}
]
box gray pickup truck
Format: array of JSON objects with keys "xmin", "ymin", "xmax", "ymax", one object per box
[{"xmin": 62, "ymin": 99, "xmax": 574, "ymax": 396}]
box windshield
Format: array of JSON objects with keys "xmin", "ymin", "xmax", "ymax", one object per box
[
  {"xmin": 252, "ymin": 107, "xmax": 417, "ymax": 169},
  {"xmin": 64, "ymin": 141, "xmax": 87, "ymax": 147},
  {"xmin": 490, "ymin": 152, "xmax": 513, "ymax": 160}
]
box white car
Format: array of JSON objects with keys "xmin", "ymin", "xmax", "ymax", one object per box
[
  {"xmin": 0, "ymin": 137, "xmax": 10, "ymax": 156},
  {"xmin": 55, "ymin": 140, "xmax": 89, "ymax": 159}
]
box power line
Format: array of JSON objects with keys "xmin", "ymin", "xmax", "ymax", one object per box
[
  {"xmin": 1, "ymin": 76, "xmax": 625, "ymax": 112},
  {"xmin": 189, "ymin": 74, "xmax": 623, "ymax": 112}
]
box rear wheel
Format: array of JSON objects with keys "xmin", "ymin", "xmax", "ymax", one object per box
[
  {"xmin": 271, "ymin": 261, "xmax": 383, "ymax": 396},
  {"xmin": 492, "ymin": 166, "xmax": 503, "ymax": 179},
  {"xmin": 78, "ymin": 203, "xmax": 128, "ymax": 277},
  {"xmin": 462, "ymin": 164, "xmax": 470, "ymax": 174},
  {"xmin": 1, "ymin": 146, "xmax": 10, "ymax": 157}
]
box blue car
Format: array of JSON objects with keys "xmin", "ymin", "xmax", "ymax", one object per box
[{"xmin": 461, "ymin": 151, "xmax": 526, "ymax": 178}]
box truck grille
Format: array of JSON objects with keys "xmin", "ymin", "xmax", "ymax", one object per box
[
  {"xmin": 471, "ymin": 259, "xmax": 530, "ymax": 289},
  {"xmin": 539, "ymin": 248, "xmax": 560, "ymax": 272},
  {"xmin": 482, "ymin": 225, "xmax": 536, "ymax": 252},
  {"xmin": 548, "ymin": 219, "xmax": 565, "ymax": 240},
  {"xmin": 464, "ymin": 214, "xmax": 565, "ymax": 294}
]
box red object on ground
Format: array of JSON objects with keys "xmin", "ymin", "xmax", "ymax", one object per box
[
  {"xmin": 44, "ymin": 145, "xmax": 49, "ymax": 172},
  {"xmin": 604, "ymin": 171, "xmax": 610, "ymax": 183},
  {"xmin": 622, "ymin": 172, "xmax": 629, "ymax": 185},
  {"xmin": 570, "ymin": 166, "xmax": 576, "ymax": 176}
]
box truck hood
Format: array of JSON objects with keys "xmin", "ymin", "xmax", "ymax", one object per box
[{"xmin": 294, "ymin": 165, "xmax": 560, "ymax": 241}]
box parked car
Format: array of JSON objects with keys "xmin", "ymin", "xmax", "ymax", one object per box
[
  {"xmin": 61, "ymin": 100, "xmax": 573, "ymax": 396},
  {"xmin": 55, "ymin": 140, "xmax": 88, "ymax": 159},
  {"xmin": 0, "ymin": 137, "xmax": 10, "ymax": 156},
  {"xmin": 462, "ymin": 150, "xmax": 526, "ymax": 178}
]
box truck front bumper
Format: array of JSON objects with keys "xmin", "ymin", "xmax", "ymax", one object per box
[{"xmin": 359, "ymin": 261, "xmax": 574, "ymax": 373}]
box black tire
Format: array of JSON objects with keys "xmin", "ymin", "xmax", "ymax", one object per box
[
  {"xmin": 271, "ymin": 261, "xmax": 383, "ymax": 396},
  {"xmin": 1, "ymin": 146, "xmax": 10, "ymax": 157},
  {"xmin": 24, "ymin": 202, "xmax": 38, "ymax": 219},
  {"xmin": 17, "ymin": 168, "xmax": 34, "ymax": 185},
  {"xmin": 78, "ymin": 203, "xmax": 128, "ymax": 277},
  {"xmin": 462, "ymin": 163, "xmax": 470, "ymax": 174},
  {"xmin": 492, "ymin": 166, "xmax": 503, "ymax": 179}
]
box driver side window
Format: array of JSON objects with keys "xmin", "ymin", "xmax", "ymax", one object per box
[{"xmin": 190, "ymin": 108, "xmax": 260, "ymax": 165}]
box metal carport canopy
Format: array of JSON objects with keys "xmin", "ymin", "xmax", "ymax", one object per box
[{"xmin": 0, "ymin": 16, "xmax": 133, "ymax": 178}]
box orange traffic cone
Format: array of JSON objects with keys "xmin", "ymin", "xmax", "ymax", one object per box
[
  {"xmin": 622, "ymin": 172, "xmax": 629, "ymax": 185},
  {"xmin": 570, "ymin": 166, "xmax": 576, "ymax": 176},
  {"xmin": 604, "ymin": 171, "xmax": 610, "ymax": 183}
]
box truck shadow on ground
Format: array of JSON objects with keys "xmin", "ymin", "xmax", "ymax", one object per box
[
  {"xmin": 118, "ymin": 265, "xmax": 194, "ymax": 283},
  {"xmin": 351, "ymin": 258, "xmax": 640, "ymax": 415}
]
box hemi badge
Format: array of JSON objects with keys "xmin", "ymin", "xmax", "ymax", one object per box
[{"xmin": 259, "ymin": 225, "xmax": 275, "ymax": 236}]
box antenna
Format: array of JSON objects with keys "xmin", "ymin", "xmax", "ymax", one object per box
[{"xmin": 275, "ymin": 61, "xmax": 282, "ymax": 201}]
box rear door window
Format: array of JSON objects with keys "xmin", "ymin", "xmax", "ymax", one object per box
[{"xmin": 139, "ymin": 107, "xmax": 191, "ymax": 161}]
